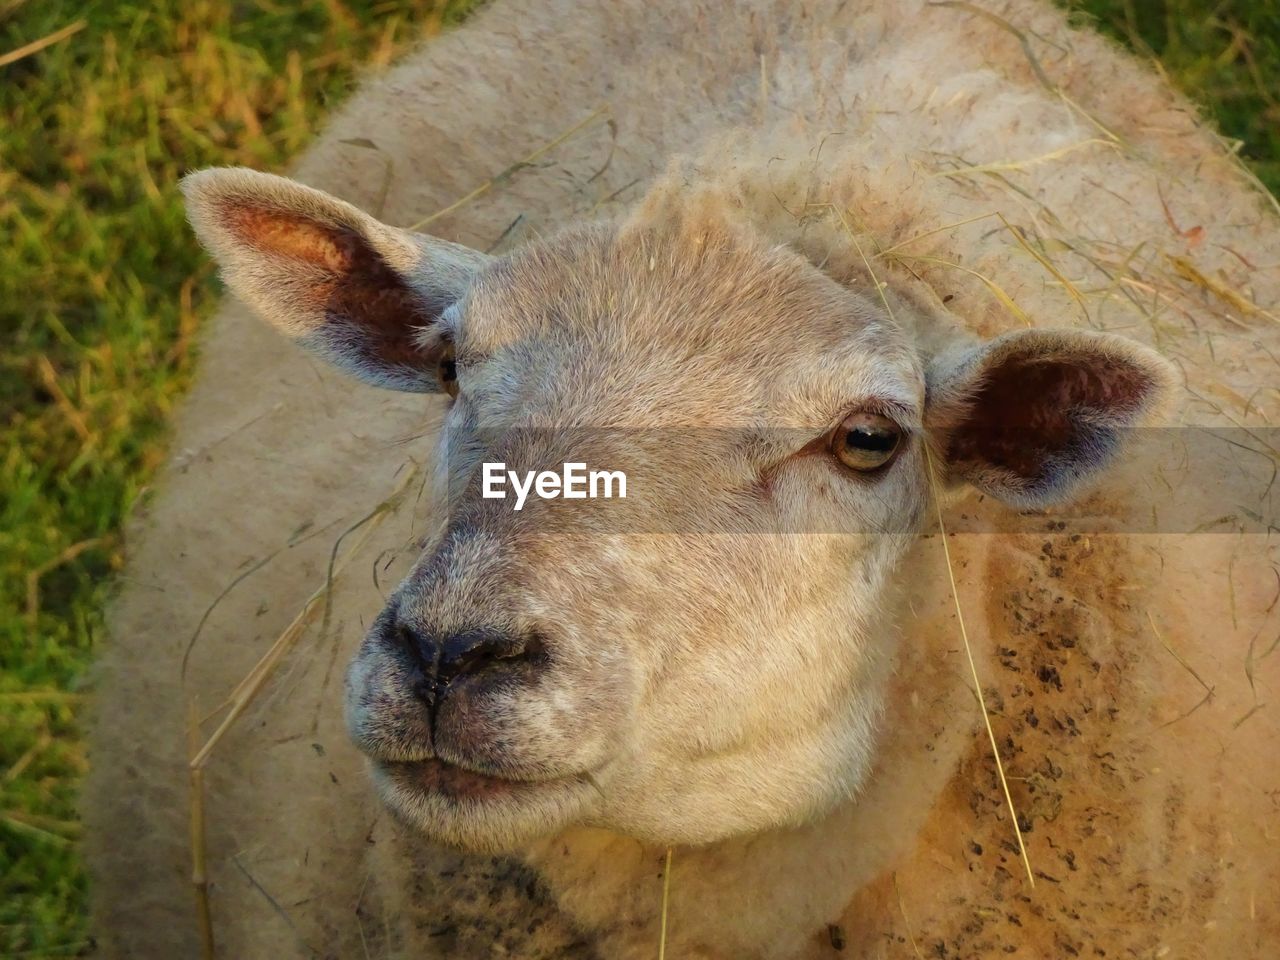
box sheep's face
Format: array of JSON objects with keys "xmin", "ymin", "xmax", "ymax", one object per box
[
  {"xmin": 348, "ymin": 223, "xmax": 930, "ymax": 850},
  {"xmin": 183, "ymin": 169, "xmax": 1172, "ymax": 852}
]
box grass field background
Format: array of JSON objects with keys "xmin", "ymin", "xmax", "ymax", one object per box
[{"xmin": 1, "ymin": 0, "xmax": 1276, "ymax": 955}]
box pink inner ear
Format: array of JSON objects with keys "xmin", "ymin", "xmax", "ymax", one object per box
[
  {"xmin": 223, "ymin": 204, "xmax": 433, "ymax": 369},
  {"xmin": 948, "ymin": 356, "xmax": 1154, "ymax": 479},
  {"xmin": 226, "ymin": 205, "xmax": 361, "ymax": 273}
]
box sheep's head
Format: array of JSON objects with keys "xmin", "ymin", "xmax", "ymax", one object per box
[{"xmin": 183, "ymin": 169, "xmax": 1172, "ymax": 851}]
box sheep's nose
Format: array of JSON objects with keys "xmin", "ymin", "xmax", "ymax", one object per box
[{"xmin": 394, "ymin": 620, "xmax": 544, "ymax": 698}]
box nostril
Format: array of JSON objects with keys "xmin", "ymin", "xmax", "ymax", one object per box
[
  {"xmin": 437, "ymin": 628, "xmax": 544, "ymax": 686},
  {"xmin": 391, "ymin": 618, "xmax": 437, "ymax": 673}
]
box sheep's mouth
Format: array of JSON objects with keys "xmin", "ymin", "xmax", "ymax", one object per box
[
  {"xmin": 378, "ymin": 757, "xmax": 580, "ymax": 803},
  {"xmin": 370, "ymin": 755, "xmax": 600, "ymax": 850}
]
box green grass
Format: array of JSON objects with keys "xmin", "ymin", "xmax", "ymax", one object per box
[
  {"xmin": 0, "ymin": 2, "xmax": 473, "ymax": 954},
  {"xmin": 0, "ymin": 0, "xmax": 1275, "ymax": 956}
]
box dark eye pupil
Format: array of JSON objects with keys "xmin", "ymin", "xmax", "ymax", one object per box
[
  {"xmin": 439, "ymin": 358, "xmax": 457, "ymax": 382},
  {"xmin": 846, "ymin": 426, "xmax": 895, "ymax": 452}
]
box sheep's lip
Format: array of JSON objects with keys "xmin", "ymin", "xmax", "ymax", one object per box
[{"xmin": 379, "ymin": 757, "xmax": 570, "ymax": 803}]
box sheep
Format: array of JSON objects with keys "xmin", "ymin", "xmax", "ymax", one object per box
[{"xmin": 85, "ymin": 0, "xmax": 1280, "ymax": 957}]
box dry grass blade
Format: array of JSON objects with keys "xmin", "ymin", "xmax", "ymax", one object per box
[
  {"xmin": 873, "ymin": 212, "xmax": 999, "ymax": 260},
  {"xmin": 994, "ymin": 213, "xmax": 1090, "ymax": 323},
  {"xmin": 1146, "ymin": 612, "xmax": 1216, "ymax": 729},
  {"xmin": 1165, "ymin": 253, "xmax": 1279, "ymax": 323},
  {"xmin": 930, "ymin": 138, "xmax": 1116, "ymax": 179},
  {"xmin": 1146, "ymin": 612, "xmax": 1214, "ymax": 698},
  {"xmin": 891, "ymin": 253, "xmax": 1034, "ymax": 327},
  {"xmin": 1243, "ymin": 573, "xmax": 1280, "ymax": 703},
  {"xmin": 1054, "ymin": 89, "xmax": 1127, "ymax": 145},
  {"xmin": 25, "ymin": 538, "xmax": 104, "ymax": 626},
  {"xmin": 829, "ymin": 204, "xmax": 898, "ymax": 326},
  {"xmin": 2, "ymin": 733, "xmax": 52, "ymax": 785},
  {"xmin": 927, "ymin": 1, "xmax": 1053, "ymax": 88},
  {"xmin": 409, "ymin": 105, "xmax": 611, "ymax": 230},
  {"xmin": 1232, "ymin": 703, "xmax": 1266, "ymax": 729},
  {"xmin": 1, "ymin": 810, "xmax": 81, "ymax": 840},
  {"xmin": 924, "ymin": 444, "xmax": 1036, "ymax": 888},
  {"xmin": 33, "ymin": 355, "xmax": 92, "ymax": 445},
  {"xmin": 2, "ymin": 812, "xmax": 74, "ymax": 845},
  {"xmin": 231, "ymin": 855, "xmax": 319, "ymax": 957},
  {"xmin": 181, "ymin": 552, "xmax": 281, "ymax": 695},
  {"xmin": 657, "ymin": 846, "xmax": 673, "ymax": 960},
  {"xmin": 824, "ymin": 196, "xmax": 1052, "ymax": 859},
  {"xmin": 0, "ymin": 18, "xmax": 85, "ymax": 69},
  {"xmin": 877, "ymin": 193, "xmax": 1086, "ymax": 325},
  {"xmin": 181, "ymin": 516, "xmax": 343, "ymax": 700},
  {"xmin": 189, "ymin": 465, "xmax": 417, "ymax": 769},
  {"xmin": 892, "ymin": 873, "xmax": 925, "ymax": 960}
]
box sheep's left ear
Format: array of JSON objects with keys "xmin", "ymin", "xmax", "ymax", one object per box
[{"xmin": 926, "ymin": 329, "xmax": 1175, "ymax": 508}]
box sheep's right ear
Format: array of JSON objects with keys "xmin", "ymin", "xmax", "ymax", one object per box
[
  {"xmin": 926, "ymin": 328, "xmax": 1175, "ymax": 508},
  {"xmin": 181, "ymin": 167, "xmax": 490, "ymax": 392}
]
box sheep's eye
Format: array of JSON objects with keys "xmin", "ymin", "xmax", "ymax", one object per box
[
  {"xmin": 831, "ymin": 412, "xmax": 903, "ymax": 472},
  {"xmin": 436, "ymin": 344, "xmax": 459, "ymax": 398}
]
